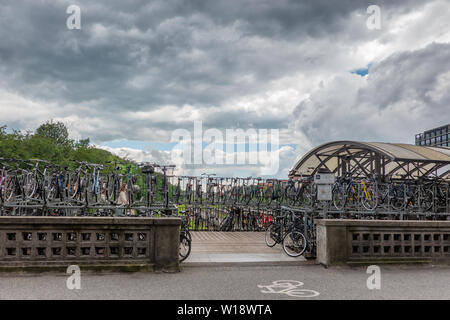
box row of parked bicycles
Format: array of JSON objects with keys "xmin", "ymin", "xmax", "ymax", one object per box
[
  {"xmin": 264, "ymin": 207, "xmax": 316, "ymax": 258},
  {"xmin": 180, "ymin": 206, "xmax": 274, "ymax": 232},
  {"xmin": 0, "ymin": 157, "xmax": 176, "ymax": 215},
  {"xmin": 172, "ymin": 174, "xmax": 312, "ymax": 206},
  {"xmin": 0, "ymin": 157, "xmax": 449, "ymax": 218},
  {"xmin": 330, "ymin": 173, "xmax": 449, "ymax": 214},
  {"xmin": 172, "ymin": 173, "xmax": 449, "ymax": 215}
]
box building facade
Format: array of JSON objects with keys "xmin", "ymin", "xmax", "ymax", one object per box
[{"xmin": 415, "ymin": 124, "xmax": 450, "ymax": 147}]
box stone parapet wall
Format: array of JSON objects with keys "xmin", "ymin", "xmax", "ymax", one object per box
[
  {"xmin": 0, "ymin": 217, "xmax": 180, "ymax": 272},
  {"xmin": 316, "ymin": 219, "xmax": 450, "ymax": 266}
]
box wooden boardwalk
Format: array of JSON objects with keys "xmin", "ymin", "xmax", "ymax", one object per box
[
  {"xmin": 191, "ymin": 231, "xmax": 280, "ymax": 254},
  {"xmin": 185, "ymin": 231, "xmax": 307, "ymax": 264}
]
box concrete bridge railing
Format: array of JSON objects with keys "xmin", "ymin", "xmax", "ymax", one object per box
[
  {"xmin": 316, "ymin": 219, "xmax": 450, "ymax": 267},
  {"xmin": 0, "ymin": 216, "xmax": 181, "ymax": 272}
]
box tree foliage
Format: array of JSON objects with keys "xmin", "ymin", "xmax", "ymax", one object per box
[
  {"xmin": 0, "ymin": 122, "xmax": 129, "ymax": 172},
  {"xmin": 35, "ymin": 120, "xmax": 71, "ymax": 146}
]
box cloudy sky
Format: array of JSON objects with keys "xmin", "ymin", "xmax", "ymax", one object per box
[{"xmin": 1, "ymin": 0, "xmax": 449, "ymax": 177}]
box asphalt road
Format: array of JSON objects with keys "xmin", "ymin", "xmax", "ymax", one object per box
[{"xmin": 0, "ymin": 264, "xmax": 449, "ymax": 300}]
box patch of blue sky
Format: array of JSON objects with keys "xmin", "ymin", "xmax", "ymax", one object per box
[{"xmin": 350, "ymin": 63, "xmax": 372, "ymax": 76}]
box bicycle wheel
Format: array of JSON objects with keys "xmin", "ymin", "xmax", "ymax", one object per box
[
  {"xmin": 4, "ymin": 178, "xmax": 16, "ymax": 203},
  {"xmin": 420, "ymin": 188, "xmax": 433, "ymax": 212},
  {"xmin": 179, "ymin": 233, "xmax": 191, "ymax": 262},
  {"xmin": 390, "ymin": 186, "xmax": 405, "ymax": 211},
  {"xmin": 282, "ymin": 231, "xmax": 307, "ymax": 257},
  {"xmin": 23, "ymin": 173, "xmax": 37, "ymax": 198},
  {"xmin": 361, "ymin": 187, "xmax": 378, "ymax": 211},
  {"xmin": 332, "ymin": 185, "xmax": 345, "ymax": 210},
  {"xmin": 184, "ymin": 229, "xmax": 192, "ymax": 242},
  {"xmin": 265, "ymin": 223, "xmax": 277, "ymax": 247}
]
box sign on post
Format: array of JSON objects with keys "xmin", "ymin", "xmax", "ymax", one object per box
[
  {"xmin": 314, "ymin": 174, "xmax": 335, "ymax": 201},
  {"xmin": 314, "ymin": 173, "xmax": 335, "ymax": 185}
]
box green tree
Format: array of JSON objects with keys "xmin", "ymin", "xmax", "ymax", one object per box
[
  {"xmin": 75, "ymin": 138, "xmax": 90, "ymax": 149},
  {"xmin": 0, "ymin": 122, "xmax": 129, "ymax": 170},
  {"xmin": 35, "ymin": 120, "xmax": 72, "ymax": 146}
]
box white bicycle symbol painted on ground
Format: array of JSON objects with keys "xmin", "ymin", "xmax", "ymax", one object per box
[{"xmin": 258, "ymin": 280, "xmax": 320, "ymax": 298}]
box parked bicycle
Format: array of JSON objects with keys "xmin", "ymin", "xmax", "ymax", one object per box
[{"xmin": 179, "ymin": 214, "xmax": 192, "ymax": 262}]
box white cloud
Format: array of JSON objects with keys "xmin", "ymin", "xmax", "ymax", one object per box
[{"xmin": 292, "ymin": 42, "xmax": 450, "ymax": 149}]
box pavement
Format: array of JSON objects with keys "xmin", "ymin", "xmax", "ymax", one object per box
[
  {"xmin": 0, "ymin": 264, "xmax": 449, "ymax": 299},
  {"xmin": 184, "ymin": 231, "xmax": 307, "ymax": 266}
]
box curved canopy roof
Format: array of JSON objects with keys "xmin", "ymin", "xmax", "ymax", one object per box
[{"xmin": 290, "ymin": 141, "xmax": 450, "ymax": 180}]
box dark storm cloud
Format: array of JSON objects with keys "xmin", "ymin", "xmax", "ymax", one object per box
[
  {"xmin": 0, "ymin": 0, "xmax": 426, "ymax": 110},
  {"xmin": 204, "ymin": 109, "xmax": 287, "ymax": 129}
]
